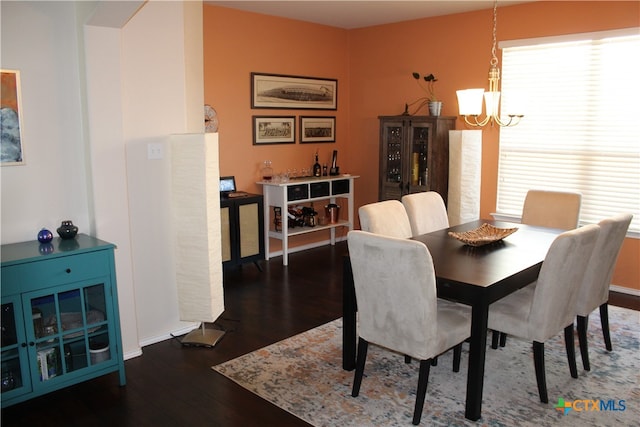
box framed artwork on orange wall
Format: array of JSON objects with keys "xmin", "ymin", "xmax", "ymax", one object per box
[
  {"xmin": 1, "ymin": 69, "xmax": 25, "ymax": 165},
  {"xmin": 252, "ymin": 116, "xmax": 296, "ymax": 145},
  {"xmin": 251, "ymin": 72, "xmax": 337, "ymax": 110}
]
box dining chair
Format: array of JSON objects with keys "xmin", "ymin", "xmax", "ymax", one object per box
[
  {"xmin": 492, "ymin": 189, "xmax": 583, "ymax": 348},
  {"xmin": 347, "ymin": 230, "xmax": 471, "ymax": 425},
  {"xmin": 401, "ymin": 191, "xmax": 449, "ymax": 237},
  {"xmin": 358, "ymin": 200, "xmax": 412, "ymax": 238},
  {"xmin": 520, "ymin": 189, "xmax": 582, "ymax": 230},
  {"xmin": 575, "ymin": 213, "xmax": 633, "ymax": 371},
  {"xmin": 487, "ymin": 223, "xmax": 600, "ymax": 403}
]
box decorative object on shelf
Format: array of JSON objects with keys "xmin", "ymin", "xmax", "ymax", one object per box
[
  {"xmin": 253, "ymin": 116, "xmax": 296, "ymax": 145},
  {"xmin": 329, "ymin": 150, "xmax": 339, "ymax": 175},
  {"xmin": 204, "ymin": 104, "xmax": 218, "ymax": 132},
  {"xmin": 261, "ymin": 160, "xmax": 274, "ymax": 181},
  {"xmin": 448, "ymin": 223, "xmax": 518, "ymax": 247},
  {"xmin": 325, "ymin": 203, "xmax": 340, "ymax": 224},
  {"xmin": 404, "ymin": 72, "xmax": 441, "ymax": 116},
  {"xmin": 56, "ymin": 220, "xmax": 78, "ymax": 239},
  {"xmin": 456, "ymin": 0, "xmax": 524, "ymax": 127},
  {"xmin": 273, "ymin": 207, "xmax": 282, "ymax": 232},
  {"xmin": 37, "ymin": 228, "xmax": 53, "ymax": 243},
  {"xmin": 251, "ymin": 72, "xmax": 337, "ymax": 110}
]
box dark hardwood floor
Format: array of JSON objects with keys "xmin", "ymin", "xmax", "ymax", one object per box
[{"xmin": 2, "ymin": 241, "xmax": 638, "ymax": 426}]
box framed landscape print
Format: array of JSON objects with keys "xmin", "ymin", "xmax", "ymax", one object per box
[
  {"xmin": 300, "ymin": 116, "xmax": 336, "ymax": 143},
  {"xmin": 1, "ymin": 69, "xmax": 24, "ymax": 165},
  {"xmin": 253, "ymin": 116, "xmax": 296, "ymax": 145},
  {"xmin": 251, "ymin": 73, "xmax": 337, "ymax": 110}
]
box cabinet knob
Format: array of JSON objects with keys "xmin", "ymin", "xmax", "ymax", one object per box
[
  {"xmin": 65, "ymin": 268, "xmax": 71, "ymax": 274},
  {"xmin": 21, "ymin": 342, "xmax": 28, "ymax": 347},
  {"xmin": 28, "ymin": 342, "xmax": 35, "ymax": 347}
]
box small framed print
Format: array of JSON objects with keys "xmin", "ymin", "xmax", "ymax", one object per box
[
  {"xmin": 253, "ymin": 116, "xmax": 296, "ymax": 145},
  {"xmin": 1, "ymin": 69, "xmax": 25, "ymax": 165},
  {"xmin": 300, "ymin": 116, "xmax": 335, "ymax": 143}
]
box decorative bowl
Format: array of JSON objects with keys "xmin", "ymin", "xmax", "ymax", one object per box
[{"xmin": 448, "ymin": 223, "xmax": 518, "ymax": 247}]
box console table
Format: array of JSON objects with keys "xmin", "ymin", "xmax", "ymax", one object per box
[{"xmin": 258, "ymin": 175, "xmax": 358, "ymax": 265}]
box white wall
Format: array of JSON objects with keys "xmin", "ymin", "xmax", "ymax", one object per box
[{"xmin": 1, "ymin": 0, "xmax": 207, "ymax": 357}]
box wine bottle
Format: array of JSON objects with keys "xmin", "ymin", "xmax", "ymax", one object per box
[{"xmin": 313, "ymin": 152, "xmax": 321, "ymax": 177}]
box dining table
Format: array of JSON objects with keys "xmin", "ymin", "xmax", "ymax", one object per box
[{"xmin": 342, "ymin": 219, "xmax": 563, "ymax": 421}]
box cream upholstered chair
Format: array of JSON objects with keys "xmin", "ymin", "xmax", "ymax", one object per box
[
  {"xmin": 358, "ymin": 200, "xmax": 412, "ymax": 238},
  {"xmin": 347, "ymin": 230, "xmax": 471, "ymax": 425},
  {"xmin": 401, "ymin": 191, "xmax": 449, "ymax": 237},
  {"xmin": 521, "ymin": 189, "xmax": 582, "ymax": 230},
  {"xmin": 576, "ymin": 213, "xmax": 633, "ymax": 371},
  {"xmin": 493, "ymin": 189, "xmax": 583, "ymax": 348},
  {"xmin": 488, "ymin": 224, "xmax": 600, "ymax": 403}
]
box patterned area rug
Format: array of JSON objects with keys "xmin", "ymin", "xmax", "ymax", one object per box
[{"xmin": 212, "ymin": 306, "xmax": 639, "ymax": 426}]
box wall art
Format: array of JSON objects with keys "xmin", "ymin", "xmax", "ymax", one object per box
[
  {"xmin": 300, "ymin": 116, "xmax": 336, "ymax": 143},
  {"xmin": 251, "ymin": 73, "xmax": 337, "ymax": 110},
  {"xmin": 253, "ymin": 116, "xmax": 296, "ymax": 145},
  {"xmin": 1, "ymin": 69, "xmax": 25, "ymax": 165}
]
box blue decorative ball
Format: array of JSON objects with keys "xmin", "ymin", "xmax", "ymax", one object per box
[{"xmin": 37, "ymin": 228, "xmax": 54, "ymax": 243}]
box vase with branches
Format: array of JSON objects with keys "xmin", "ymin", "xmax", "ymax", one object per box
[{"xmin": 403, "ymin": 72, "xmax": 442, "ymax": 116}]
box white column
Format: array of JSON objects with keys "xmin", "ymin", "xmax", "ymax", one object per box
[{"xmin": 448, "ymin": 130, "xmax": 482, "ymax": 226}]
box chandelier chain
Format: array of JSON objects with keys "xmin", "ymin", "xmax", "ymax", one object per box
[{"xmin": 490, "ymin": 0, "xmax": 498, "ymax": 67}]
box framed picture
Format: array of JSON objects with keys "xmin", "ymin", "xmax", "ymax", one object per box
[
  {"xmin": 300, "ymin": 116, "xmax": 336, "ymax": 143},
  {"xmin": 253, "ymin": 116, "xmax": 296, "ymax": 145},
  {"xmin": 1, "ymin": 69, "xmax": 25, "ymax": 165},
  {"xmin": 251, "ymin": 72, "xmax": 337, "ymax": 110}
]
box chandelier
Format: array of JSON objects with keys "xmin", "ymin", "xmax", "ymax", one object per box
[{"xmin": 456, "ymin": 0, "xmax": 523, "ymax": 127}]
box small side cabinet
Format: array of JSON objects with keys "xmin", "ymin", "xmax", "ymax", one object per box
[
  {"xmin": 220, "ymin": 194, "xmax": 265, "ymax": 269},
  {"xmin": 1, "ymin": 234, "xmax": 126, "ymax": 408}
]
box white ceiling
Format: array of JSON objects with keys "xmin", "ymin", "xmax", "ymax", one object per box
[{"xmin": 206, "ymin": 1, "xmax": 531, "ymax": 29}]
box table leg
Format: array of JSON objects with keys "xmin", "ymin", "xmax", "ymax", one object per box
[
  {"xmin": 465, "ymin": 302, "xmax": 489, "ymax": 421},
  {"xmin": 342, "ymin": 256, "xmax": 356, "ymax": 371}
]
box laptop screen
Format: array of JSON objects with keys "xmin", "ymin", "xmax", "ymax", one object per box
[{"xmin": 220, "ymin": 176, "xmax": 236, "ymax": 193}]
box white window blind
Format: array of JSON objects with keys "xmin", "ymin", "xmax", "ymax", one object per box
[{"xmin": 496, "ymin": 29, "xmax": 640, "ymax": 235}]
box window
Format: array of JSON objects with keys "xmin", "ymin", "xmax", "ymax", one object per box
[{"xmin": 496, "ymin": 29, "xmax": 640, "ymax": 235}]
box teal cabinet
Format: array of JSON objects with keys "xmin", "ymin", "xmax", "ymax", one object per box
[{"xmin": 1, "ymin": 234, "xmax": 125, "ymax": 408}]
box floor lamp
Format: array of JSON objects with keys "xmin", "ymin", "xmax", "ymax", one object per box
[
  {"xmin": 448, "ymin": 130, "xmax": 482, "ymax": 226},
  {"xmin": 170, "ymin": 133, "xmax": 225, "ymax": 347}
]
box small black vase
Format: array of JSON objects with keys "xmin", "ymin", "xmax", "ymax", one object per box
[{"xmin": 57, "ymin": 220, "xmax": 78, "ymax": 240}]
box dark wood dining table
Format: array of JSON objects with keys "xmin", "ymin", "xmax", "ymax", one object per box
[{"xmin": 342, "ymin": 219, "xmax": 562, "ymax": 421}]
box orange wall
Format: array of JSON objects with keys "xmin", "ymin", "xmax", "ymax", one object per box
[{"xmin": 204, "ymin": 2, "xmax": 639, "ymax": 291}]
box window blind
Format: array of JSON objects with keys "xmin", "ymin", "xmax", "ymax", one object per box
[{"xmin": 496, "ymin": 29, "xmax": 640, "ymax": 234}]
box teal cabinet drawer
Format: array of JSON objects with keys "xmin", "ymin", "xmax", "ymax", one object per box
[{"xmin": 1, "ymin": 252, "xmax": 109, "ymax": 294}]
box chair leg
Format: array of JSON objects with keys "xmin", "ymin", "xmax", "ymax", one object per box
[
  {"xmin": 600, "ymin": 303, "xmax": 612, "ymax": 351},
  {"xmin": 431, "ymin": 357, "xmax": 438, "ymax": 366},
  {"xmin": 352, "ymin": 338, "xmax": 368, "ymax": 397},
  {"xmin": 405, "ymin": 355, "xmax": 412, "ymax": 364},
  {"xmin": 491, "ymin": 330, "xmax": 499, "ymax": 349},
  {"xmin": 452, "ymin": 343, "xmax": 462, "ymax": 372},
  {"xmin": 413, "ymin": 359, "xmax": 431, "ymax": 425},
  {"xmin": 564, "ymin": 324, "xmax": 578, "ymax": 379},
  {"xmin": 533, "ymin": 341, "xmax": 548, "ymax": 403},
  {"xmin": 577, "ymin": 315, "xmax": 591, "ymax": 371},
  {"xmin": 499, "ymin": 332, "xmax": 507, "ymax": 347}
]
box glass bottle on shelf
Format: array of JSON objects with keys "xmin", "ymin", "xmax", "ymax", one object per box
[
  {"xmin": 313, "ymin": 152, "xmax": 321, "ymax": 177},
  {"xmin": 261, "ymin": 160, "xmax": 273, "ymax": 181}
]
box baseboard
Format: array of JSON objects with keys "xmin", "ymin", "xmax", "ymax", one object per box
[
  {"xmin": 266, "ymin": 236, "xmax": 347, "ymax": 258},
  {"xmin": 610, "ymin": 284, "xmax": 640, "ymax": 297}
]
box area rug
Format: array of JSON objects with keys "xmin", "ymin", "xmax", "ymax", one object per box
[{"xmin": 212, "ymin": 306, "xmax": 639, "ymax": 426}]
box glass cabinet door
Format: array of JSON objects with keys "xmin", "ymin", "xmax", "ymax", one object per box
[
  {"xmin": 409, "ymin": 123, "xmax": 430, "ymax": 191},
  {"xmin": 26, "ymin": 282, "xmax": 112, "ymax": 387},
  {"xmin": 1, "ymin": 298, "xmax": 30, "ymax": 398},
  {"xmin": 380, "ymin": 122, "xmax": 404, "ymax": 199}
]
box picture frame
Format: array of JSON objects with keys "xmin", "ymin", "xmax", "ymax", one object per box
[
  {"xmin": 252, "ymin": 116, "xmax": 296, "ymax": 145},
  {"xmin": 251, "ymin": 72, "xmax": 337, "ymax": 110},
  {"xmin": 1, "ymin": 69, "xmax": 25, "ymax": 165},
  {"xmin": 300, "ymin": 116, "xmax": 336, "ymax": 143}
]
